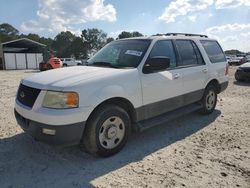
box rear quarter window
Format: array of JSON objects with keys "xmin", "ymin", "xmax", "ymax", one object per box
[{"xmin": 200, "ymin": 40, "xmax": 226, "ymax": 63}]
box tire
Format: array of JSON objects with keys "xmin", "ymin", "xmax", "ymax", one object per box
[
  {"xmin": 199, "ymin": 85, "xmax": 217, "ymax": 114},
  {"xmin": 235, "ymin": 73, "xmax": 243, "ymax": 82},
  {"xmin": 82, "ymin": 104, "xmax": 131, "ymax": 157},
  {"xmin": 39, "ymin": 63, "xmax": 45, "ymax": 71},
  {"xmin": 63, "ymin": 63, "xmax": 67, "ymax": 67}
]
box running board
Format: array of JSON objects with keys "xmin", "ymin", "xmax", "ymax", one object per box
[{"xmin": 134, "ymin": 103, "xmax": 202, "ymax": 132}]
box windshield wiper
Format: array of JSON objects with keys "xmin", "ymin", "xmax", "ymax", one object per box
[{"xmin": 90, "ymin": 62, "xmax": 120, "ymax": 68}]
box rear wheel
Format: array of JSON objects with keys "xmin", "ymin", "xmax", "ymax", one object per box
[
  {"xmin": 199, "ymin": 85, "xmax": 217, "ymax": 114},
  {"xmin": 63, "ymin": 63, "xmax": 67, "ymax": 67},
  {"xmin": 82, "ymin": 104, "xmax": 131, "ymax": 157}
]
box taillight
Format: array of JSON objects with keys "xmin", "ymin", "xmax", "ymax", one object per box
[{"xmin": 225, "ymin": 63, "xmax": 229, "ymax": 75}]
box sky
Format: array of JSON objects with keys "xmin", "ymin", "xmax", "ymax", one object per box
[{"xmin": 0, "ymin": 0, "xmax": 250, "ymax": 52}]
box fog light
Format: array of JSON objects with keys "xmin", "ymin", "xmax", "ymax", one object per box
[{"xmin": 42, "ymin": 128, "xmax": 56, "ymax": 135}]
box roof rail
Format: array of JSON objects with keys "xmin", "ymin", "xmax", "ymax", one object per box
[
  {"xmin": 165, "ymin": 33, "xmax": 208, "ymax": 38},
  {"xmin": 151, "ymin": 33, "xmax": 166, "ymax": 36}
]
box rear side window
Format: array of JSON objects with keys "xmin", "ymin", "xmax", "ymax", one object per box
[
  {"xmin": 175, "ymin": 40, "xmax": 204, "ymax": 66},
  {"xmin": 149, "ymin": 40, "xmax": 177, "ymax": 68},
  {"xmin": 200, "ymin": 40, "xmax": 226, "ymax": 63}
]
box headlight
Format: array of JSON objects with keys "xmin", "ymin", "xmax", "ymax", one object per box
[{"xmin": 42, "ymin": 91, "xmax": 79, "ymax": 109}]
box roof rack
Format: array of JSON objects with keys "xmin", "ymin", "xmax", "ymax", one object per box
[
  {"xmin": 165, "ymin": 33, "xmax": 208, "ymax": 38},
  {"xmin": 151, "ymin": 33, "xmax": 166, "ymax": 37}
]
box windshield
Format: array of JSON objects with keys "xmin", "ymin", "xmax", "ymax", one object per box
[{"xmin": 87, "ymin": 39, "xmax": 151, "ymax": 68}]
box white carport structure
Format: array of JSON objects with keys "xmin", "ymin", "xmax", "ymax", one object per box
[{"xmin": 0, "ymin": 38, "xmax": 46, "ymax": 70}]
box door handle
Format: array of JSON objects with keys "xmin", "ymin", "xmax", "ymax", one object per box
[
  {"xmin": 173, "ymin": 73, "xmax": 180, "ymax": 79},
  {"xmin": 202, "ymin": 68, "xmax": 208, "ymax": 73}
]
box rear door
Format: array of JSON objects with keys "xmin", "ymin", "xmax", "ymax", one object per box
[{"xmin": 174, "ymin": 40, "xmax": 208, "ymax": 105}]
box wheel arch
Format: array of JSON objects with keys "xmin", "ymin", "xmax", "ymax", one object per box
[
  {"xmin": 86, "ymin": 97, "xmax": 137, "ymax": 125},
  {"xmin": 205, "ymin": 79, "xmax": 220, "ymax": 93}
]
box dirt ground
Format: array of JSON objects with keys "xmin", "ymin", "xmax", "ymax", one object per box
[{"xmin": 0, "ymin": 67, "xmax": 249, "ymax": 188}]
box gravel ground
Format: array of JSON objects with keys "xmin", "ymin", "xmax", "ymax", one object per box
[{"xmin": 0, "ymin": 67, "xmax": 249, "ymax": 188}]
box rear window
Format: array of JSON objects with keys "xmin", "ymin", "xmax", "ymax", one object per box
[{"xmin": 200, "ymin": 40, "xmax": 226, "ymax": 63}]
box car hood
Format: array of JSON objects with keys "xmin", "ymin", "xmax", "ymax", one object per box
[
  {"xmin": 22, "ymin": 66, "xmax": 135, "ymax": 90},
  {"xmin": 240, "ymin": 62, "xmax": 250, "ymax": 68}
]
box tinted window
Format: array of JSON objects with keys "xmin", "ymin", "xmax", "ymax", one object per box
[
  {"xmin": 192, "ymin": 42, "xmax": 204, "ymax": 65},
  {"xmin": 150, "ymin": 40, "xmax": 176, "ymax": 68},
  {"xmin": 200, "ymin": 40, "xmax": 226, "ymax": 63},
  {"xmin": 176, "ymin": 40, "xmax": 202, "ymax": 66}
]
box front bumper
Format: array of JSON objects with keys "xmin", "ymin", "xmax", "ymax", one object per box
[
  {"xmin": 235, "ymin": 70, "xmax": 250, "ymax": 80},
  {"xmin": 15, "ymin": 109, "xmax": 85, "ymax": 145}
]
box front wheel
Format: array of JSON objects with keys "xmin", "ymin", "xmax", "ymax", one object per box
[
  {"xmin": 82, "ymin": 104, "xmax": 131, "ymax": 157},
  {"xmin": 199, "ymin": 85, "xmax": 217, "ymax": 114}
]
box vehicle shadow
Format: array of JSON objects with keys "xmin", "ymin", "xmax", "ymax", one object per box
[
  {"xmin": 233, "ymin": 80, "xmax": 250, "ymax": 86},
  {"xmin": 0, "ymin": 110, "xmax": 221, "ymax": 188}
]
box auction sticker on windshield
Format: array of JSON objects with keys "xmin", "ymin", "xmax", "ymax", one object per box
[{"xmin": 125, "ymin": 50, "xmax": 143, "ymax": 56}]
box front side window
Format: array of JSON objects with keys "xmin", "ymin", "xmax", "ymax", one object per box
[
  {"xmin": 200, "ymin": 40, "xmax": 226, "ymax": 63},
  {"xmin": 88, "ymin": 40, "xmax": 151, "ymax": 68},
  {"xmin": 149, "ymin": 40, "xmax": 177, "ymax": 68},
  {"xmin": 175, "ymin": 40, "xmax": 202, "ymax": 66}
]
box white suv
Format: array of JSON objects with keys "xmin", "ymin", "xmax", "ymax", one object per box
[
  {"xmin": 60, "ymin": 58, "xmax": 82, "ymax": 66},
  {"xmin": 15, "ymin": 33, "xmax": 228, "ymax": 157}
]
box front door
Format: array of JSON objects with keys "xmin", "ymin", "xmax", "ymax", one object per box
[{"xmin": 140, "ymin": 40, "xmax": 183, "ymax": 120}]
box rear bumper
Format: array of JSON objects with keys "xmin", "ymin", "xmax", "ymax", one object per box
[{"xmin": 15, "ymin": 109, "xmax": 85, "ymax": 145}]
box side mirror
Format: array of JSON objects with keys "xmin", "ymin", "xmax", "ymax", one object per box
[{"xmin": 143, "ymin": 56, "xmax": 170, "ymax": 73}]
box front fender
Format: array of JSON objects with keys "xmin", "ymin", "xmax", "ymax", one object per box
[{"xmin": 87, "ymin": 85, "xmax": 129, "ymax": 108}]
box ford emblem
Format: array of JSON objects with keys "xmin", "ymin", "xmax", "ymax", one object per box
[{"xmin": 20, "ymin": 91, "xmax": 25, "ymax": 98}]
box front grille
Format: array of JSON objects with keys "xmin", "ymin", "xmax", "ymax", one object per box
[{"xmin": 17, "ymin": 84, "xmax": 41, "ymax": 108}]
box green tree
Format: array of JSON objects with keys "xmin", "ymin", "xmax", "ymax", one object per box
[
  {"xmin": 39, "ymin": 37, "xmax": 54, "ymax": 49},
  {"xmin": 52, "ymin": 31, "xmax": 76, "ymax": 57},
  {"xmin": 81, "ymin": 28, "xmax": 107, "ymax": 56},
  {"xmin": 26, "ymin": 33, "xmax": 40, "ymax": 42},
  {"xmin": 0, "ymin": 23, "xmax": 19, "ymax": 36},
  {"xmin": 131, "ymin": 31, "xmax": 143, "ymax": 37},
  {"xmin": 0, "ymin": 23, "xmax": 19, "ymax": 43},
  {"xmin": 118, "ymin": 31, "xmax": 143, "ymax": 39},
  {"xmin": 69, "ymin": 37, "xmax": 88, "ymax": 59},
  {"xmin": 118, "ymin": 31, "xmax": 132, "ymax": 39},
  {"xmin": 106, "ymin": 37, "xmax": 114, "ymax": 43}
]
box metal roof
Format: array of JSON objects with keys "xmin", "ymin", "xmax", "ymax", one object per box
[{"xmin": 1, "ymin": 38, "xmax": 46, "ymax": 48}]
